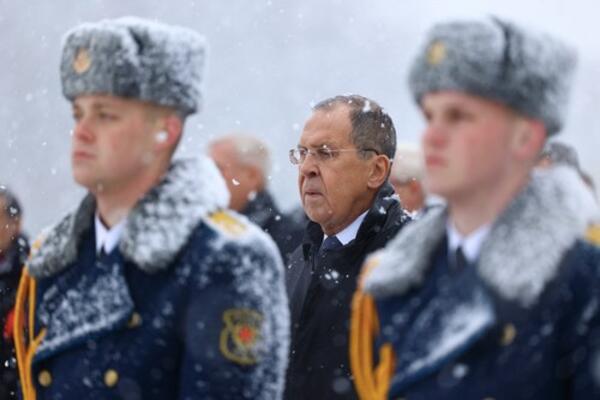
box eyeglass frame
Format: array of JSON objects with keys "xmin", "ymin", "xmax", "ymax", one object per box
[{"xmin": 288, "ymin": 145, "xmax": 381, "ymax": 165}]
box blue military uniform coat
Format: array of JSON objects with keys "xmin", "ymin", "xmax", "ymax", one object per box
[
  {"xmin": 357, "ymin": 167, "xmax": 600, "ymax": 399},
  {"xmin": 15, "ymin": 158, "xmax": 289, "ymax": 400}
]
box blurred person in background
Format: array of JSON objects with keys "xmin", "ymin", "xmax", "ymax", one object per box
[
  {"xmin": 0, "ymin": 186, "xmax": 28, "ymax": 399},
  {"xmin": 389, "ymin": 143, "xmax": 427, "ymax": 216},
  {"xmin": 536, "ymin": 140, "xmax": 600, "ymax": 243},
  {"xmin": 209, "ymin": 134, "xmax": 304, "ymax": 264}
]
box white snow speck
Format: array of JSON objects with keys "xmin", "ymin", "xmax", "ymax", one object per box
[
  {"xmin": 452, "ymin": 363, "xmax": 469, "ymax": 379},
  {"xmin": 155, "ymin": 131, "xmax": 168, "ymax": 143}
]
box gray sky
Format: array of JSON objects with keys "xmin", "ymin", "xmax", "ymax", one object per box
[{"xmin": 2, "ymin": 0, "xmax": 599, "ymax": 235}]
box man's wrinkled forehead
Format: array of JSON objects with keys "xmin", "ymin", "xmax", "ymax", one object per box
[{"xmin": 300, "ymin": 106, "xmax": 352, "ymax": 146}]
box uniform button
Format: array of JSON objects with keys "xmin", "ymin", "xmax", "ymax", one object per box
[
  {"xmin": 104, "ymin": 369, "xmax": 119, "ymax": 387},
  {"xmin": 500, "ymin": 323, "xmax": 517, "ymax": 346},
  {"xmin": 38, "ymin": 370, "xmax": 52, "ymax": 387},
  {"xmin": 127, "ymin": 312, "xmax": 142, "ymax": 328}
]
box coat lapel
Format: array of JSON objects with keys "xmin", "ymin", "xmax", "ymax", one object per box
[
  {"xmin": 388, "ymin": 259, "xmax": 497, "ymax": 393},
  {"xmin": 34, "ymin": 246, "xmax": 134, "ymax": 362}
]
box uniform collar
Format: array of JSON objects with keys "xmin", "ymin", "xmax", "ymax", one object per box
[
  {"xmin": 365, "ymin": 166, "xmax": 599, "ymax": 307},
  {"xmin": 27, "ymin": 157, "xmax": 229, "ymax": 278},
  {"xmin": 446, "ymin": 221, "xmax": 491, "ymax": 264},
  {"xmin": 95, "ymin": 214, "xmax": 126, "ymax": 255},
  {"xmin": 325, "ymin": 211, "xmax": 368, "ymax": 246}
]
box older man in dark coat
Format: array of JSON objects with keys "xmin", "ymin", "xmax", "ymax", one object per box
[{"xmin": 284, "ymin": 95, "xmax": 411, "ymax": 400}]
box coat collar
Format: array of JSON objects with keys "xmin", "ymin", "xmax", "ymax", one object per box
[
  {"xmin": 28, "ymin": 157, "xmax": 229, "ymax": 278},
  {"xmin": 365, "ymin": 167, "xmax": 599, "ymax": 307},
  {"xmin": 241, "ymin": 190, "xmax": 279, "ymax": 228},
  {"xmin": 301, "ymin": 182, "xmax": 408, "ymax": 261}
]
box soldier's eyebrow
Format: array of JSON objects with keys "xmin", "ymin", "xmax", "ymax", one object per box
[{"xmin": 91, "ymin": 102, "xmax": 118, "ymax": 112}]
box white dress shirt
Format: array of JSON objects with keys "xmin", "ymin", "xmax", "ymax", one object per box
[
  {"xmin": 446, "ymin": 220, "xmax": 492, "ymax": 264},
  {"xmin": 324, "ymin": 211, "xmax": 369, "ymax": 246},
  {"xmin": 95, "ymin": 214, "xmax": 126, "ymax": 255}
]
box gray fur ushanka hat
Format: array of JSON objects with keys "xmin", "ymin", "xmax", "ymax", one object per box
[
  {"xmin": 60, "ymin": 17, "xmax": 206, "ymax": 116},
  {"xmin": 408, "ymin": 17, "xmax": 577, "ymax": 135}
]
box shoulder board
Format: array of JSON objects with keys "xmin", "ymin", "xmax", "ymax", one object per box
[
  {"xmin": 586, "ymin": 224, "xmax": 600, "ymax": 246},
  {"xmin": 206, "ymin": 210, "xmax": 248, "ymax": 237}
]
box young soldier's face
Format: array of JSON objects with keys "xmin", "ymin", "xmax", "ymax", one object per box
[
  {"xmin": 70, "ymin": 95, "xmax": 160, "ymax": 195},
  {"xmin": 420, "ymin": 91, "xmax": 521, "ymax": 203}
]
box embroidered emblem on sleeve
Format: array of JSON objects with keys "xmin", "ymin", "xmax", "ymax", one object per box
[{"xmin": 219, "ymin": 308, "xmax": 263, "ymax": 365}]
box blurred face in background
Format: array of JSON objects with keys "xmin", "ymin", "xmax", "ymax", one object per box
[
  {"xmin": 390, "ymin": 178, "xmax": 425, "ymax": 213},
  {"xmin": 209, "ymin": 140, "xmax": 262, "ymax": 212},
  {"xmin": 0, "ymin": 199, "xmax": 19, "ymax": 254}
]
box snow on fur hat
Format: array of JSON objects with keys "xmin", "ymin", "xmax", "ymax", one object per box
[
  {"xmin": 60, "ymin": 17, "xmax": 206, "ymax": 116},
  {"xmin": 408, "ymin": 17, "xmax": 577, "ymax": 135}
]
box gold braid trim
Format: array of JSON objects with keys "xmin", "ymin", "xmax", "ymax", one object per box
[
  {"xmin": 350, "ymin": 261, "xmax": 395, "ymax": 400},
  {"xmin": 14, "ymin": 268, "xmax": 46, "ymax": 400}
]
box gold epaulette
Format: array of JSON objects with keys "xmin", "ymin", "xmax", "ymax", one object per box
[
  {"xmin": 206, "ymin": 210, "xmax": 248, "ymax": 237},
  {"xmin": 586, "ymin": 224, "xmax": 600, "ymax": 246}
]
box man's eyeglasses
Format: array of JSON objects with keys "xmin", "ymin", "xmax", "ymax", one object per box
[{"xmin": 289, "ymin": 146, "xmax": 380, "ymax": 165}]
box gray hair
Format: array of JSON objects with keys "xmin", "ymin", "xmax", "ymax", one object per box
[
  {"xmin": 391, "ymin": 143, "xmax": 425, "ymax": 183},
  {"xmin": 212, "ymin": 134, "xmax": 271, "ymax": 177},
  {"xmin": 313, "ymin": 94, "xmax": 397, "ymax": 159}
]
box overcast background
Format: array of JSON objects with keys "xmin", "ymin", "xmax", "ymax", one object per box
[{"xmin": 2, "ymin": 0, "xmax": 599, "ymax": 235}]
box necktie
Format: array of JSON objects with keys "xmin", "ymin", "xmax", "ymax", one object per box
[
  {"xmin": 318, "ymin": 235, "xmax": 342, "ymax": 257},
  {"xmin": 453, "ymin": 246, "xmax": 468, "ymax": 271}
]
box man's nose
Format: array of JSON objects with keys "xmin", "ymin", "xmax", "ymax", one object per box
[{"xmin": 299, "ymin": 152, "xmax": 319, "ymax": 177}]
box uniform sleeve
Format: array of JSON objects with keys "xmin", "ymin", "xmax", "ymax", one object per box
[
  {"xmin": 566, "ymin": 247, "xmax": 600, "ymax": 398},
  {"xmin": 178, "ymin": 239, "xmax": 290, "ymax": 400}
]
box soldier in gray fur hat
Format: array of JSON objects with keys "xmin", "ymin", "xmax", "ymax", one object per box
[
  {"xmin": 350, "ymin": 17, "xmax": 600, "ymax": 399},
  {"xmin": 13, "ymin": 17, "xmax": 289, "ymax": 400}
]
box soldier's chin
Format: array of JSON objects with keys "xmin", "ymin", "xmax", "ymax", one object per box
[{"xmin": 72, "ymin": 170, "xmax": 99, "ymax": 192}]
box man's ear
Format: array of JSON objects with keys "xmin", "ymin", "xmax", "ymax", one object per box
[
  {"xmin": 367, "ymin": 155, "xmax": 391, "ymax": 189},
  {"xmin": 154, "ymin": 114, "xmax": 183, "ymax": 152},
  {"xmin": 511, "ymin": 118, "xmax": 546, "ymax": 162}
]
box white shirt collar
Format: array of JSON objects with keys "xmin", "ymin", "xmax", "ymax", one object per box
[
  {"xmin": 446, "ymin": 220, "xmax": 492, "ymax": 264},
  {"xmin": 324, "ymin": 211, "xmax": 368, "ymax": 246},
  {"xmin": 95, "ymin": 214, "xmax": 126, "ymax": 254}
]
